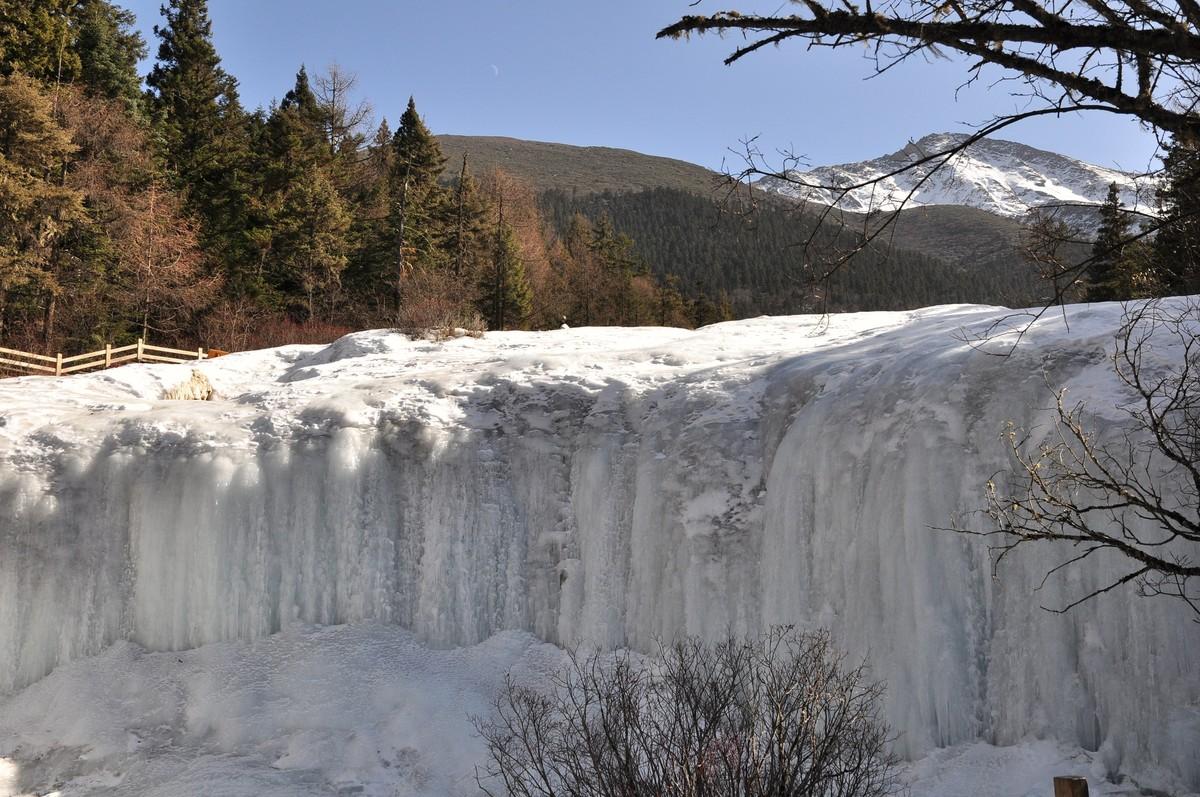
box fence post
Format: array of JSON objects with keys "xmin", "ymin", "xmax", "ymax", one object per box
[
  {"xmin": 197, "ymin": 347, "xmax": 205, "ymax": 361},
  {"xmin": 1053, "ymin": 776, "xmax": 1089, "ymax": 797},
  {"xmin": 104, "ymin": 343, "xmax": 112, "ymax": 369},
  {"xmin": 55, "ymin": 353, "xmax": 62, "ymax": 377},
  {"xmin": 136, "ymin": 338, "xmax": 144, "ymax": 363}
]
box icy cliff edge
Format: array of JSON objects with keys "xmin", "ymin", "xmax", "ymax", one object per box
[{"xmin": 0, "ymin": 303, "xmax": 1196, "ymax": 786}]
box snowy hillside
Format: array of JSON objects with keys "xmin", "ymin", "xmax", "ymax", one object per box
[
  {"xmin": 0, "ymin": 305, "xmax": 1197, "ymax": 795},
  {"xmin": 759, "ymin": 132, "xmax": 1150, "ymax": 220}
]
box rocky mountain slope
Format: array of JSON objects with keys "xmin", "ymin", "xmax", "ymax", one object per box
[{"xmin": 757, "ymin": 132, "xmax": 1151, "ymax": 221}]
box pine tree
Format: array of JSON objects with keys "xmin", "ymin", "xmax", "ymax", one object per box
[
  {"xmin": 0, "ymin": 0, "xmax": 80, "ymax": 84},
  {"xmin": 0, "ymin": 73, "xmax": 86, "ymax": 346},
  {"xmin": 280, "ymin": 66, "xmax": 325, "ymax": 145},
  {"xmin": 588, "ymin": 215, "xmax": 640, "ymax": 324},
  {"xmin": 478, "ymin": 197, "xmax": 532, "ymax": 330},
  {"xmin": 75, "ymin": 0, "xmax": 146, "ymax": 111},
  {"xmin": 392, "ymin": 97, "xmax": 447, "ymax": 187},
  {"xmin": 268, "ymin": 67, "xmax": 331, "ymax": 182},
  {"xmin": 272, "ymin": 171, "xmax": 351, "ymax": 321},
  {"xmin": 446, "ymin": 155, "xmax": 491, "ymax": 282},
  {"xmin": 250, "ymin": 67, "xmax": 352, "ymax": 318},
  {"xmin": 1087, "ymin": 182, "xmax": 1131, "ymax": 301},
  {"xmin": 560, "ymin": 212, "xmax": 599, "ymax": 325},
  {"xmin": 387, "ymin": 98, "xmax": 448, "ymax": 314},
  {"xmin": 343, "ymin": 118, "xmax": 394, "ymax": 312},
  {"xmin": 146, "ymin": 0, "xmax": 252, "ymax": 275},
  {"xmin": 1154, "ymin": 137, "xmax": 1200, "ymax": 295}
]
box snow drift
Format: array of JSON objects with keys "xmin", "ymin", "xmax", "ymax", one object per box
[{"xmin": 0, "ymin": 303, "xmax": 1196, "ymax": 789}]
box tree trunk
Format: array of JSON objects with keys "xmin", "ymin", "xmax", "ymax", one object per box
[{"xmin": 42, "ymin": 291, "xmax": 56, "ymax": 354}]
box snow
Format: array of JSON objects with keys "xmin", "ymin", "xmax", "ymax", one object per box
[
  {"xmin": 759, "ymin": 132, "xmax": 1151, "ymax": 220},
  {"xmin": 0, "ymin": 626, "xmax": 1171, "ymax": 797},
  {"xmin": 0, "ymin": 302, "xmax": 1197, "ymax": 794}
]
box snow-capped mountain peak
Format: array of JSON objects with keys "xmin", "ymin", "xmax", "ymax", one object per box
[{"xmin": 759, "ymin": 132, "xmax": 1152, "ymax": 220}]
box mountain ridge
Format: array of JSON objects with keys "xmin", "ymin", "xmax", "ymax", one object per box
[
  {"xmin": 756, "ymin": 132, "xmax": 1152, "ymax": 221},
  {"xmin": 435, "ymin": 134, "xmax": 722, "ymax": 196}
]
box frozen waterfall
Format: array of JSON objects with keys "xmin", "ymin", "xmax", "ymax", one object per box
[{"xmin": 0, "ymin": 303, "xmax": 1196, "ymax": 787}]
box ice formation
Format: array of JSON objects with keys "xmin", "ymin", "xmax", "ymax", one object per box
[{"xmin": 0, "ymin": 302, "xmax": 1197, "ymax": 791}]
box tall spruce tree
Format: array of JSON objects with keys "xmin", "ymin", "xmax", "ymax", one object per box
[
  {"xmin": 1087, "ymin": 183, "xmax": 1132, "ymax": 301},
  {"xmin": 478, "ymin": 201, "xmax": 532, "ymax": 331},
  {"xmin": 0, "ymin": 0, "xmax": 80, "ymax": 83},
  {"xmin": 146, "ymin": 0, "xmax": 252, "ymax": 278},
  {"xmin": 588, "ymin": 215, "xmax": 641, "ymax": 324},
  {"xmin": 75, "ymin": 0, "xmax": 145, "ymax": 111},
  {"xmin": 1154, "ymin": 137, "xmax": 1200, "ymax": 295},
  {"xmin": 446, "ymin": 155, "xmax": 491, "ymax": 281},
  {"xmin": 267, "ymin": 67, "xmax": 331, "ymax": 184},
  {"xmin": 343, "ymin": 117, "xmax": 394, "ymax": 311},
  {"xmin": 272, "ymin": 171, "xmax": 351, "ymax": 321},
  {"xmin": 387, "ymin": 97, "xmax": 448, "ymax": 313},
  {"xmin": 259, "ymin": 68, "xmax": 351, "ymax": 320}
]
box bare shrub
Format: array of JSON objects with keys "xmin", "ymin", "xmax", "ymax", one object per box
[
  {"xmin": 972, "ymin": 299, "xmax": 1200, "ymax": 617},
  {"xmin": 200, "ymin": 299, "xmax": 353, "ymax": 351},
  {"xmin": 396, "ymin": 266, "xmax": 485, "ymax": 339},
  {"xmin": 474, "ymin": 627, "xmax": 900, "ymax": 797}
]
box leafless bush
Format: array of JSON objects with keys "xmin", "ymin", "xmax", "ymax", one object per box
[
  {"xmin": 972, "ymin": 299, "xmax": 1200, "ymax": 617},
  {"xmin": 200, "ymin": 299, "xmax": 353, "ymax": 351},
  {"xmin": 396, "ymin": 265, "xmax": 485, "ymax": 339},
  {"xmin": 474, "ymin": 627, "xmax": 900, "ymax": 797}
]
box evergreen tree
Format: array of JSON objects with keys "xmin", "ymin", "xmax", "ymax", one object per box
[
  {"xmin": 588, "ymin": 214, "xmax": 640, "ymax": 324},
  {"xmin": 1087, "ymin": 182, "xmax": 1132, "ymax": 301},
  {"xmin": 343, "ymin": 117, "xmax": 394, "ymax": 312},
  {"xmin": 252, "ymin": 67, "xmax": 351, "ymax": 317},
  {"xmin": 279, "ymin": 66, "xmax": 324, "ymax": 143},
  {"xmin": 478, "ymin": 213, "xmax": 532, "ymax": 331},
  {"xmin": 272, "ymin": 171, "xmax": 351, "ymax": 321},
  {"xmin": 0, "ymin": 0, "xmax": 80, "ymax": 83},
  {"xmin": 146, "ymin": 0, "xmax": 252, "ymax": 276},
  {"xmin": 560, "ymin": 212, "xmax": 599, "ymax": 325},
  {"xmin": 1154, "ymin": 137, "xmax": 1200, "ymax": 295},
  {"xmin": 267, "ymin": 67, "xmax": 331, "ymax": 183},
  {"xmin": 446, "ymin": 155, "xmax": 491, "ymax": 281},
  {"xmin": 386, "ymin": 98, "xmax": 448, "ymax": 313},
  {"xmin": 367, "ymin": 118, "xmax": 394, "ymax": 185},
  {"xmin": 75, "ymin": 0, "xmax": 145, "ymax": 111},
  {"xmin": 392, "ymin": 97, "xmax": 447, "ymax": 187},
  {"xmin": 0, "ymin": 73, "xmax": 86, "ymax": 345}
]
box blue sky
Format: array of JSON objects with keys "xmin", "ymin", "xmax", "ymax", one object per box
[{"xmin": 120, "ymin": 0, "xmax": 1160, "ymax": 174}]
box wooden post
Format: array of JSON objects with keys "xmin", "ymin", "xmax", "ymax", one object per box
[
  {"xmin": 136, "ymin": 338, "xmax": 144, "ymax": 363},
  {"xmin": 104, "ymin": 343, "xmax": 112, "ymax": 369},
  {"xmin": 1053, "ymin": 776, "xmax": 1089, "ymax": 797},
  {"xmin": 55, "ymin": 353, "xmax": 62, "ymax": 377},
  {"xmin": 197, "ymin": 347, "xmax": 205, "ymax": 361}
]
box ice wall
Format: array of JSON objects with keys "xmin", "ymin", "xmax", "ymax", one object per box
[{"xmin": 0, "ymin": 305, "xmax": 1196, "ymax": 787}]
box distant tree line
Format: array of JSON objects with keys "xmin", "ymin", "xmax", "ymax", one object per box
[
  {"xmin": 541, "ymin": 187, "xmax": 1049, "ymax": 315},
  {"xmin": 4, "ymin": 0, "xmax": 1196, "ymax": 356},
  {"xmin": 1081, "ymin": 145, "xmax": 1200, "ymax": 302},
  {"xmin": 0, "ymin": 0, "xmax": 707, "ymax": 355},
  {"xmin": 1023, "ymin": 150, "xmax": 1200, "ymax": 307}
]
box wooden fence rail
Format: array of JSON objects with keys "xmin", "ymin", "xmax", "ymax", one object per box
[{"xmin": 0, "ymin": 338, "xmax": 212, "ymax": 378}]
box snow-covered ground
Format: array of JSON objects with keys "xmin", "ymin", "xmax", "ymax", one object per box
[
  {"xmin": 0, "ymin": 625, "xmax": 1170, "ymax": 797},
  {"xmin": 0, "ymin": 303, "xmax": 1197, "ymax": 795}
]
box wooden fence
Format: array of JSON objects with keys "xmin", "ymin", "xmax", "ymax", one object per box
[{"xmin": 0, "ymin": 339, "xmax": 211, "ymax": 378}]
